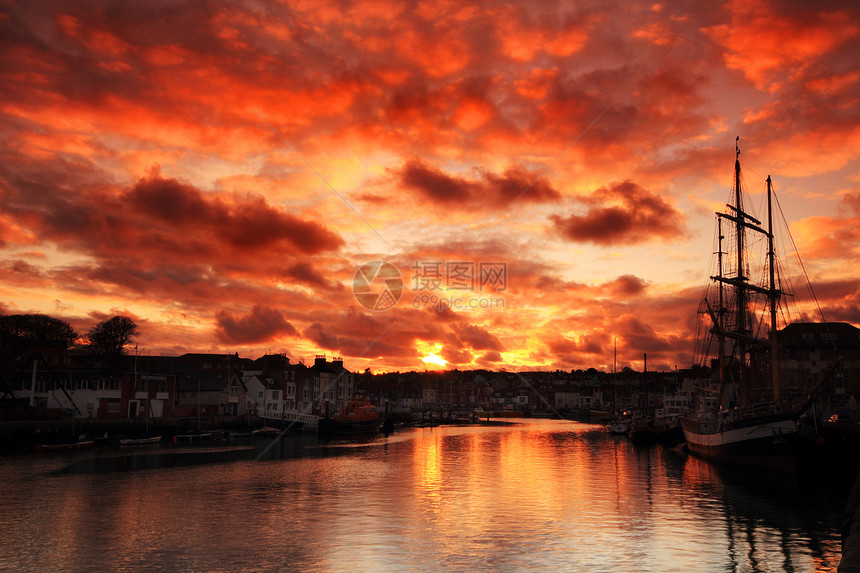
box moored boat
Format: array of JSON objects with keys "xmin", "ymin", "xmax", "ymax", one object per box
[
  {"xmin": 588, "ymin": 409, "xmax": 611, "ymax": 421},
  {"xmin": 173, "ymin": 432, "xmax": 213, "ymax": 442},
  {"xmin": 605, "ymin": 419, "xmax": 630, "ymax": 435},
  {"xmin": 252, "ymin": 426, "xmax": 281, "ymax": 436},
  {"xmin": 119, "ymin": 436, "xmax": 162, "ymax": 445},
  {"xmin": 331, "ymin": 397, "xmax": 383, "ymax": 433},
  {"xmin": 494, "ymin": 410, "xmax": 525, "ymax": 418},
  {"xmin": 35, "ymin": 440, "xmax": 94, "ymax": 452},
  {"xmin": 628, "ymin": 417, "xmax": 656, "ymax": 444},
  {"xmin": 228, "ymin": 430, "xmax": 255, "ymax": 438}
]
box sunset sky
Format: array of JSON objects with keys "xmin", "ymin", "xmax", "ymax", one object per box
[{"xmin": 1, "ymin": 0, "xmax": 859, "ymax": 373}]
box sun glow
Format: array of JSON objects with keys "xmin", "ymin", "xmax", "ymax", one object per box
[{"xmin": 421, "ymin": 343, "xmax": 448, "ymax": 368}]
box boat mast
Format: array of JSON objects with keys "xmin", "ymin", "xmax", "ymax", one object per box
[
  {"xmin": 613, "ymin": 337, "xmax": 617, "ymax": 413},
  {"xmin": 767, "ymin": 175, "xmax": 780, "ymax": 400},
  {"xmin": 734, "ymin": 138, "xmax": 747, "ymax": 398},
  {"xmin": 717, "ymin": 217, "xmax": 726, "ymax": 385}
]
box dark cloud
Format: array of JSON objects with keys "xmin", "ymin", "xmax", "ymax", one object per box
[
  {"xmin": 547, "ymin": 333, "xmax": 607, "ymax": 357},
  {"xmin": 128, "ymin": 169, "xmax": 344, "ymax": 254},
  {"xmin": 281, "ymin": 262, "xmax": 341, "ymax": 291},
  {"xmin": 302, "ymin": 318, "xmax": 422, "ymax": 359},
  {"xmin": 215, "ymin": 304, "xmax": 298, "ymax": 344},
  {"xmin": 619, "ymin": 316, "xmax": 685, "ymax": 354},
  {"xmin": 394, "ymin": 159, "xmax": 561, "ymax": 207},
  {"xmin": 550, "ymin": 180, "xmax": 685, "ymax": 245},
  {"xmin": 606, "ymin": 275, "xmax": 648, "ymax": 297},
  {"xmin": 478, "ymin": 166, "xmax": 562, "ymax": 202},
  {"xmin": 453, "ymin": 323, "xmax": 505, "ymax": 352},
  {"xmin": 480, "ymin": 350, "xmax": 503, "ymax": 362},
  {"xmin": 398, "ymin": 159, "xmax": 474, "ymax": 202},
  {"xmin": 442, "ymin": 347, "xmax": 474, "ymax": 365}
]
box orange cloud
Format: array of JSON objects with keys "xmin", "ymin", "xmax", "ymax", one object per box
[{"xmin": 704, "ymin": 3, "xmax": 860, "ymax": 91}]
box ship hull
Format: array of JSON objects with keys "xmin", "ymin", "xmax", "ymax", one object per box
[{"xmin": 680, "ymin": 414, "xmax": 798, "ymax": 469}]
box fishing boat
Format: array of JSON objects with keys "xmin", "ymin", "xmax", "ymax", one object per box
[
  {"xmin": 679, "ymin": 139, "xmax": 838, "ymax": 467},
  {"xmin": 331, "ymin": 397, "xmax": 383, "ymax": 434}
]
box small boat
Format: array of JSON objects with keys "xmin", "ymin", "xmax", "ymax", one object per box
[
  {"xmin": 173, "ymin": 432, "xmax": 213, "ymax": 442},
  {"xmin": 495, "ymin": 409, "xmax": 526, "ymax": 418},
  {"xmin": 119, "ymin": 436, "xmax": 162, "ymax": 445},
  {"xmin": 628, "ymin": 418, "xmax": 656, "ymax": 444},
  {"xmin": 228, "ymin": 429, "xmax": 255, "ymax": 438},
  {"xmin": 93, "ymin": 433, "xmax": 123, "ymax": 446},
  {"xmin": 252, "ymin": 426, "xmax": 281, "ymax": 436},
  {"xmin": 605, "ymin": 420, "xmax": 630, "ymax": 435},
  {"xmin": 331, "ymin": 398, "xmax": 383, "ymax": 433},
  {"xmin": 35, "ymin": 440, "xmax": 95, "ymax": 452},
  {"xmin": 587, "ymin": 409, "xmax": 611, "ymax": 421}
]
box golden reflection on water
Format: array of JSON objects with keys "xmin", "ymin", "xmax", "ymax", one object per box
[{"xmin": 0, "ymin": 420, "xmax": 846, "ymax": 572}]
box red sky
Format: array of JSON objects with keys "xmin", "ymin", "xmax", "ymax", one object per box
[{"xmin": 1, "ymin": 0, "xmax": 858, "ymax": 372}]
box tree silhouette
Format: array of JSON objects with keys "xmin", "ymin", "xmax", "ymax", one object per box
[
  {"xmin": 0, "ymin": 313, "xmax": 78, "ymax": 349},
  {"xmin": 87, "ymin": 316, "xmax": 139, "ymax": 361}
]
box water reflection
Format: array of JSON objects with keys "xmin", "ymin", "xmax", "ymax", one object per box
[{"xmin": 0, "ymin": 419, "xmax": 846, "ymax": 572}]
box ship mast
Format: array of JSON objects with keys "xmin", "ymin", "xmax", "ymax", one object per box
[
  {"xmin": 709, "ymin": 138, "xmax": 784, "ymax": 406},
  {"xmin": 717, "ymin": 217, "xmax": 726, "ymax": 390},
  {"xmin": 767, "ymin": 175, "xmax": 780, "ymax": 400},
  {"xmin": 734, "ymin": 138, "xmax": 747, "ymax": 397}
]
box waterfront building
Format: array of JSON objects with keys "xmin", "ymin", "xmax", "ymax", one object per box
[
  {"xmin": 5, "ymin": 345, "xmax": 178, "ymax": 420},
  {"xmin": 309, "ymin": 355, "xmax": 354, "ymax": 416},
  {"xmin": 774, "ymin": 322, "xmax": 860, "ymax": 418}
]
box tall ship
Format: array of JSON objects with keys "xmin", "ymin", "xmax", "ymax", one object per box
[{"xmin": 679, "ymin": 138, "xmax": 839, "ymax": 467}]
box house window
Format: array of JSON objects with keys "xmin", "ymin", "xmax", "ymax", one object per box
[
  {"xmin": 272, "ymin": 390, "xmax": 280, "ymax": 400},
  {"xmin": 230, "ymin": 387, "xmax": 238, "ymax": 397},
  {"xmin": 101, "ymin": 379, "xmax": 120, "ymax": 391},
  {"xmin": 107, "ymin": 401, "xmax": 120, "ymax": 413}
]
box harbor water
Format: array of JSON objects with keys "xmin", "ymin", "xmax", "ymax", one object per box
[{"xmin": 0, "ymin": 419, "xmax": 848, "ymax": 571}]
